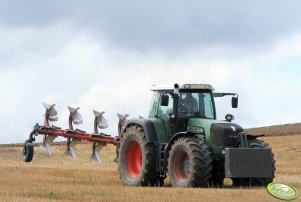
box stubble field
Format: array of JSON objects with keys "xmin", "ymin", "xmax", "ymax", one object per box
[{"xmin": 0, "ymin": 134, "xmax": 300, "ymax": 201}]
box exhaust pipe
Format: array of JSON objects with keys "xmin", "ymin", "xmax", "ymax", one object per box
[{"xmin": 173, "ymin": 83, "xmax": 180, "ymax": 133}]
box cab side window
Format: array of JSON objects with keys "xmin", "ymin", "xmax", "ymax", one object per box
[
  {"xmin": 204, "ymin": 93, "xmax": 215, "ymax": 119},
  {"xmin": 158, "ymin": 93, "xmax": 173, "ymax": 118},
  {"xmin": 148, "ymin": 92, "xmax": 160, "ymax": 118}
]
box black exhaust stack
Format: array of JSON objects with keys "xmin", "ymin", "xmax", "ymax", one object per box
[{"xmin": 173, "ymin": 83, "xmax": 180, "ymax": 133}]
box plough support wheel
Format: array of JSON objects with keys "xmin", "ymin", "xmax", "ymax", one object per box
[{"xmin": 23, "ymin": 142, "xmax": 34, "ymax": 162}]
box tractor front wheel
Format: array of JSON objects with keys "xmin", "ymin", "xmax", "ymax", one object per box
[
  {"xmin": 118, "ymin": 125, "xmax": 158, "ymax": 186},
  {"xmin": 168, "ymin": 137, "xmax": 212, "ymax": 187}
]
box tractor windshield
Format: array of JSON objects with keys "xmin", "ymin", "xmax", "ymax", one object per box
[
  {"xmin": 179, "ymin": 92, "xmax": 215, "ymax": 119},
  {"xmin": 151, "ymin": 91, "xmax": 216, "ymax": 120}
]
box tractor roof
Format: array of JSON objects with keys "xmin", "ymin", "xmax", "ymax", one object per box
[{"xmin": 151, "ymin": 84, "xmax": 214, "ymax": 91}]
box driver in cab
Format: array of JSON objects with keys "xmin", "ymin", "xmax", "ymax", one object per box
[{"xmin": 181, "ymin": 93, "xmax": 198, "ymax": 113}]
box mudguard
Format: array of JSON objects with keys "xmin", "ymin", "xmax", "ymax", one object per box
[
  {"xmin": 123, "ymin": 118, "xmax": 158, "ymax": 142},
  {"xmin": 162, "ymin": 132, "xmax": 196, "ymax": 171},
  {"xmin": 164, "ymin": 132, "xmax": 194, "ymax": 157}
]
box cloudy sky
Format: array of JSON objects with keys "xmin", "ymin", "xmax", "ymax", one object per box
[{"xmin": 1, "ymin": 1, "xmax": 301, "ymax": 143}]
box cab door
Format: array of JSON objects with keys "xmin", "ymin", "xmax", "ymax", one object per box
[
  {"xmin": 157, "ymin": 92, "xmax": 174, "ymax": 138},
  {"xmin": 148, "ymin": 91, "xmax": 170, "ymax": 143}
]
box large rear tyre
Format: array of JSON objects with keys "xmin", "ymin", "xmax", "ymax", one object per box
[
  {"xmin": 232, "ymin": 140, "xmax": 276, "ymax": 187},
  {"xmin": 118, "ymin": 125, "xmax": 158, "ymax": 186},
  {"xmin": 22, "ymin": 142, "xmax": 34, "ymax": 162},
  {"xmin": 168, "ymin": 137, "xmax": 212, "ymax": 188}
]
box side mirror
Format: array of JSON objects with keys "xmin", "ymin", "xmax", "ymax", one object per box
[
  {"xmin": 232, "ymin": 96, "xmax": 238, "ymax": 108},
  {"xmin": 160, "ymin": 94, "xmax": 169, "ymax": 106}
]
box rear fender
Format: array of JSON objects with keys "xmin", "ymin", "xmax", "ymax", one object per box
[{"xmin": 123, "ymin": 118, "xmax": 158, "ymax": 142}]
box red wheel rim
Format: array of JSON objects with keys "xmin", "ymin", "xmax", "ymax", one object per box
[
  {"xmin": 174, "ymin": 150, "xmax": 190, "ymax": 183},
  {"xmin": 126, "ymin": 141, "xmax": 142, "ymax": 178}
]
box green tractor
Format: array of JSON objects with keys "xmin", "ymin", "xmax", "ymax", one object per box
[{"xmin": 118, "ymin": 83, "xmax": 275, "ymax": 187}]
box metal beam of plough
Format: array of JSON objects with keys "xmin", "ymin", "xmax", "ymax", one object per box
[
  {"xmin": 117, "ymin": 113, "xmax": 129, "ymax": 136},
  {"xmin": 42, "ymin": 102, "xmax": 58, "ymax": 126},
  {"xmin": 65, "ymin": 106, "xmax": 83, "ymax": 158},
  {"xmin": 39, "ymin": 135, "xmax": 57, "ymax": 155},
  {"xmin": 93, "ymin": 110, "xmax": 108, "ymax": 131},
  {"xmin": 22, "ymin": 103, "xmax": 121, "ymax": 163},
  {"xmin": 68, "ymin": 106, "xmax": 83, "ymax": 128},
  {"xmin": 90, "ymin": 110, "xmax": 108, "ymax": 163},
  {"xmin": 91, "ymin": 142, "xmax": 105, "ymax": 163},
  {"xmin": 36, "ymin": 128, "xmax": 120, "ymax": 144},
  {"xmin": 114, "ymin": 113, "xmax": 129, "ymax": 162},
  {"xmin": 65, "ymin": 138, "xmax": 80, "ymax": 158},
  {"xmin": 39, "ymin": 103, "xmax": 59, "ymax": 155}
]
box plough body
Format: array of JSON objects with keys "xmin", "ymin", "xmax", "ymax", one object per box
[{"xmin": 23, "ymin": 103, "xmax": 123, "ymax": 163}]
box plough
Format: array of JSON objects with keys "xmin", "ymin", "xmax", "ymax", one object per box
[{"xmin": 22, "ymin": 103, "xmax": 127, "ymax": 163}]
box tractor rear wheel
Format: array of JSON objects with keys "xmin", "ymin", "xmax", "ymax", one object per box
[
  {"xmin": 22, "ymin": 142, "xmax": 34, "ymax": 162},
  {"xmin": 168, "ymin": 137, "xmax": 212, "ymax": 187},
  {"xmin": 118, "ymin": 125, "xmax": 158, "ymax": 186},
  {"xmin": 232, "ymin": 140, "xmax": 276, "ymax": 187}
]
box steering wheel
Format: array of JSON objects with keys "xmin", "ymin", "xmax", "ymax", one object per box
[{"xmin": 178, "ymin": 103, "xmax": 188, "ymax": 112}]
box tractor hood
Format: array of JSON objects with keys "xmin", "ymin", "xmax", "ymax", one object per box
[
  {"xmin": 210, "ymin": 122, "xmax": 243, "ymax": 147},
  {"xmin": 187, "ymin": 119, "xmax": 244, "ymax": 147}
]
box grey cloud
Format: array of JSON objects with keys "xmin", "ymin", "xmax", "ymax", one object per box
[{"xmin": 1, "ymin": 1, "xmax": 301, "ymax": 50}]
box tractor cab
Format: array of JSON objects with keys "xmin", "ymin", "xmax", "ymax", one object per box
[{"xmin": 149, "ymin": 84, "xmax": 238, "ymax": 138}]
